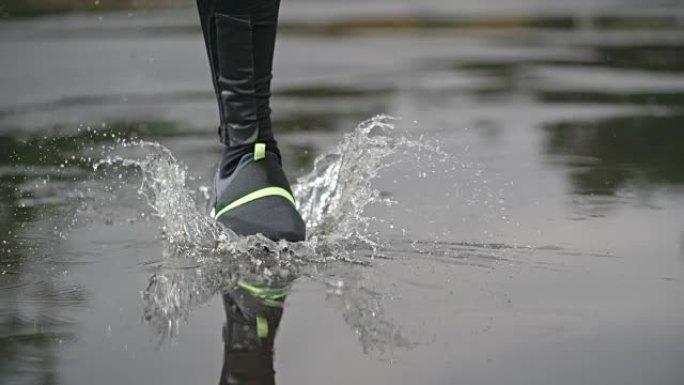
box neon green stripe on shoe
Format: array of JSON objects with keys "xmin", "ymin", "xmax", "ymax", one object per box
[
  {"xmin": 238, "ymin": 280, "xmax": 289, "ymax": 307},
  {"xmin": 254, "ymin": 143, "xmax": 266, "ymax": 161},
  {"xmin": 213, "ymin": 186, "xmax": 296, "ymax": 221},
  {"xmin": 256, "ymin": 316, "xmax": 269, "ymax": 338},
  {"xmin": 238, "ymin": 281, "xmax": 289, "ymax": 298}
]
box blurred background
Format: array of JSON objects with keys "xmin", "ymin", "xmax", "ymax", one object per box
[{"xmin": 1, "ymin": 1, "xmax": 683, "ymax": 384}]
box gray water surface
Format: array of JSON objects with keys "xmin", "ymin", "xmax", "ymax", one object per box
[{"xmin": 1, "ymin": 1, "xmax": 684, "ymax": 384}]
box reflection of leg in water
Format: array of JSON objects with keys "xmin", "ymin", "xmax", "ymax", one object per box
[
  {"xmin": 196, "ymin": 0, "xmax": 305, "ymax": 242},
  {"xmin": 220, "ymin": 281, "xmax": 289, "ymax": 385}
]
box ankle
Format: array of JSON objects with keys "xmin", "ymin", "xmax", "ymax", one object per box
[{"xmin": 219, "ymin": 140, "xmax": 281, "ymax": 178}]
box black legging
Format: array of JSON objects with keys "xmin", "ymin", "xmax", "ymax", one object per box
[{"xmin": 196, "ymin": 0, "xmax": 281, "ymax": 153}]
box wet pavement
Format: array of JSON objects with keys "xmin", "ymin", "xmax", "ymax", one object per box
[{"xmin": 1, "ymin": 1, "xmax": 684, "ymax": 384}]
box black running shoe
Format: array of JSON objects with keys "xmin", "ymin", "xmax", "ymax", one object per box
[{"xmin": 212, "ymin": 143, "xmax": 306, "ymax": 242}]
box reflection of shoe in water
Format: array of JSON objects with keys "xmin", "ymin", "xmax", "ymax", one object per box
[
  {"xmin": 220, "ymin": 284, "xmax": 287, "ymax": 385},
  {"xmin": 212, "ymin": 143, "xmax": 306, "ymax": 242}
]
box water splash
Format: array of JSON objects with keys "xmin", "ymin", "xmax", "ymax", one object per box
[
  {"xmin": 293, "ymin": 116, "xmax": 398, "ymax": 246},
  {"xmin": 93, "ymin": 115, "xmax": 432, "ymax": 353},
  {"xmin": 322, "ymin": 265, "xmax": 415, "ymax": 355},
  {"xmin": 95, "ymin": 116, "xmax": 409, "ymax": 256}
]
